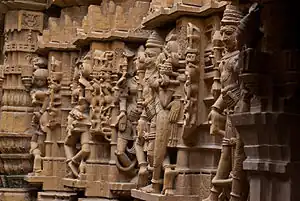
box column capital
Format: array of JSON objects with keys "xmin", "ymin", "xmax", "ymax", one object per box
[{"xmin": 4, "ymin": 10, "xmax": 44, "ymax": 33}]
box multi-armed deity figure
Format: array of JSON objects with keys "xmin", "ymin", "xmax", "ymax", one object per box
[
  {"xmin": 203, "ymin": 4, "xmax": 249, "ymax": 201},
  {"xmin": 64, "ymin": 53, "xmax": 92, "ymax": 179},
  {"xmin": 29, "ymin": 56, "xmax": 49, "ymax": 175}
]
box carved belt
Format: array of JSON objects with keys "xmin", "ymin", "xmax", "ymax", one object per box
[
  {"xmin": 144, "ymin": 133, "xmax": 156, "ymax": 140},
  {"xmin": 222, "ymin": 86, "xmax": 241, "ymax": 109},
  {"xmin": 145, "ymin": 100, "xmax": 158, "ymax": 120}
]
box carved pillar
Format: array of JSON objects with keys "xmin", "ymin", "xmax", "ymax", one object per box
[
  {"xmin": 61, "ymin": 1, "xmax": 151, "ymax": 200},
  {"xmin": 0, "ymin": 6, "xmax": 44, "ymax": 200},
  {"xmin": 230, "ymin": 1, "xmax": 300, "ymax": 201},
  {"xmin": 25, "ymin": 4, "xmax": 86, "ymax": 201},
  {"xmin": 132, "ymin": 1, "xmax": 225, "ymax": 200}
]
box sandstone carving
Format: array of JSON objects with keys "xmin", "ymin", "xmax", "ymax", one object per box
[
  {"xmin": 203, "ymin": 4, "xmax": 248, "ymax": 201},
  {"xmin": 0, "ymin": 1, "xmax": 297, "ymax": 201}
]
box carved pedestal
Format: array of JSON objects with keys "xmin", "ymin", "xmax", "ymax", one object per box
[
  {"xmin": 37, "ymin": 191, "xmax": 77, "ymax": 201},
  {"xmin": 0, "ymin": 188, "xmax": 37, "ymax": 201},
  {"xmin": 231, "ymin": 113, "xmax": 300, "ymax": 201},
  {"xmin": 26, "ymin": 4, "xmax": 82, "ymax": 198}
]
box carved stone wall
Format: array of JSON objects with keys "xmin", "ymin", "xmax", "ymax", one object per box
[{"xmin": 0, "ymin": 1, "xmax": 298, "ymax": 201}]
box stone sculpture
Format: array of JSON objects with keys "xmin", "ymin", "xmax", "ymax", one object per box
[
  {"xmin": 64, "ymin": 53, "xmax": 92, "ymax": 179},
  {"xmin": 114, "ymin": 47, "xmax": 140, "ymax": 173},
  {"xmin": 29, "ymin": 56, "xmax": 49, "ymax": 175},
  {"xmin": 203, "ymin": 4, "xmax": 249, "ymax": 201},
  {"xmin": 3, "ymin": 1, "xmax": 297, "ymax": 201},
  {"xmin": 134, "ymin": 30, "xmax": 165, "ymax": 190}
]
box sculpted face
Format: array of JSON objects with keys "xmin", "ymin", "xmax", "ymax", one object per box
[
  {"xmin": 220, "ymin": 25, "xmax": 238, "ymax": 52},
  {"xmin": 186, "ymin": 53, "xmax": 196, "ymax": 63},
  {"xmin": 144, "ymin": 47, "xmax": 160, "ymax": 68},
  {"xmin": 34, "ymin": 77, "xmax": 47, "ymax": 88}
]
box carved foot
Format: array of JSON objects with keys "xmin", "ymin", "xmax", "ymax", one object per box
[
  {"xmin": 33, "ymin": 155, "xmax": 42, "ymax": 175},
  {"xmin": 140, "ymin": 183, "xmax": 160, "ymax": 194},
  {"xmin": 68, "ymin": 161, "xmax": 79, "ymax": 178},
  {"xmin": 137, "ymin": 165, "xmax": 149, "ymax": 188},
  {"xmin": 28, "ymin": 170, "xmax": 42, "ymax": 177},
  {"xmin": 163, "ymin": 189, "xmax": 175, "ymax": 196},
  {"xmin": 202, "ymin": 193, "xmax": 219, "ymax": 201}
]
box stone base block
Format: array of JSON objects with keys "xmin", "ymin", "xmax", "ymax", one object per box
[
  {"xmin": 0, "ymin": 188, "xmax": 37, "ymax": 201},
  {"xmin": 37, "ymin": 191, "xmax": 77, "ymax": 201},
  {"xmin": 131, "ymin": 189, "xmax": 199, "ymax": 201},
  {"xmin": 175, "ymin": 173, "xmax": 214, "ymax": 200},
  {"xmin": 62, "ymin": 178, "xmax": 87, "ymax": 189},
  {"xmin": 110, "ymin": 182, "xmax": 136, "ymax": 198},
  {"xmin": 78, "ymin": 199, "xmax": 119, "ymax": 201}
]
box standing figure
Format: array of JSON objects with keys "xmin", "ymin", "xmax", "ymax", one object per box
[
  {"xmin": 64, "ymin": 53, "xmax": 92, "ymax": 179},
  {"xmin": 29, "ymin": 57, "xmax": 49, "ymax": 175},
  {"xmin": 114, "ymin": 48, "xmax": 140, "ymax": 172},
  {"xmin": 203, "ymin": 4, "xmax": 249, "ymax": 201},
  {"xmin": 134, "ymin": 31, "xmax": 164, "ymax": 188},
  {"xmin": 142, "ymin": 30, "xmax": 181, "ymax": 194}
]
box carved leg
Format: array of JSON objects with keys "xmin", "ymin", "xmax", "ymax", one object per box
[
  {"xmin": 229, "ymin": 137, "xmax": 248, "ymax": 201},
  {"xmin": 68, "ymin": 160, "xmax": 79, "ymax": 178},
  {"xmin": 147, "ymin": 138, "xmax": 155, "ymax": 168},
  {"xmin": 115, "ymin": 137, "xmax": 132, "ymax": 166},
  {"xmin": 151, "ymin": 110, "xmax": 171, "ymax": 194},
  {"xmin": 64, "ymin": 131, "xmax": 78, "ymax": 162},
  {"xmin": 203, "ymin": 144, "xmax": 233, "ymax": 201},
  {"xmin": 30, "ymin": 134, "xmax": 44, "ymax": 175},
  {"xmin": 135, "ymin": 138, "xmax": 149, "ymax": 188},
  {"xmin": 162, "ymin": 156, "xmax": 178, "ymax": 195},
  {"xmin": 32, "ymin": 149, "xmax": 42, "ymax": 174},
  {"xmin": 72, "ymin": 142, "xmax": 90, "ymax": 164}
]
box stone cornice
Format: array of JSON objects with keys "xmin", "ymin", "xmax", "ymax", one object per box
[
  {"xmin": 142, "ymin": 1, "xmax": 227, "ymax": 29},
  {"xmin": 48, "ymin": 0, "xmax": 102, "ymax": 7},
  {"xmin": 0, "ymin": 0, "xmax": 47, "ymax": 11}
]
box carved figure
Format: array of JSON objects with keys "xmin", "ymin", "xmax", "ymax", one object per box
[
  {"xmin": 182, "ymin": 23, "xmax": 201, "ymax": 141},
  {"xmin": 29, "ymin": 57, "xmax": 49, "ymax": 175},
  {"xmin": 114, "ymin": 48, "xmax": 140, "ymax": 173},
  {"xmin": 203, "ymin": 5, "xmax": 249, "ymax": 201},
  {"xmin": 140, "ymin": 30, "xmax": 181, "ymax": 194},
  {"xmin": 134, "ymin": 31, "xmax": 164, "ymax": 188},
  {"xmin": 64, "ymin": 53, "xmax": 92, "ymax": 179}
]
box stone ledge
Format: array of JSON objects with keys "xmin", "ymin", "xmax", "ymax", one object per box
[
  {"xmin": 0, "ymin": 0, "xmax": 47, "ymax": 11},
  {"xmin": 73, "ymin": 29, "xmax": 150, "ymax": 47},
  {"xmin": 62, "ymin": 178, "xmax": 87, "ymax": 189},
  {"xmin": 131, "ymin": 189, "xmax": 199, "ymax": 201},
  {"xmin": 142, "ymin": 1, "xmax": 227, "ymax": 29},
  {"xmin": 48, "ymin": 0, "xmax": 101, "ymax": 8}
]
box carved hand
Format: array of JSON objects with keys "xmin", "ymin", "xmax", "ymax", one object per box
[
  {"xmin": 72, "ymin": 109, "xmax": 84, "ymax": 120},
  {"xmin": 168, "ymin": 100, "xmax": 181, "ymax": 123},
  {"xmin": 211, "ymin": 81, "xmax": 222, "ymax": 99},
  {"xmin": 208, "ymin": 109, "xmax": 226, "ymax": 136}
]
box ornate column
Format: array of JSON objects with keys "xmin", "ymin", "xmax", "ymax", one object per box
[
  {"xmin": 230, "ymin": 1, "xmax": 300, "ymax": 201},
  {"xmin": 131, "ymin": 1, "xmax": 226, "ymax": 201},
  {"xmin": 25, "ymin": 2, "xmax": 87, "ymax": 201},
  {"xmin": 0, "ymin": 1, "xmax": 46, "ymax": 200},
  {"xmin": 60, "ymin": 1, "xmax": 151, "ymax": 200}
]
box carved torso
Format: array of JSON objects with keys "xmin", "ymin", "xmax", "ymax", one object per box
[{"xmin": 219, "ymin": 50, "xmax": 240, "ymax": 90}]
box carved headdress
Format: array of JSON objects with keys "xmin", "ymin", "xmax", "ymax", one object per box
[
  {"xmin": 146, "ymin": 31, "xmax": 164, "ymax": 49},
  {"xmin": 33, "ymin": 69, "xmax": 49, "ymax": 80},
  {"xmin": 221, "ymin": 4, "xmax": 244, "ymax": 26}
]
